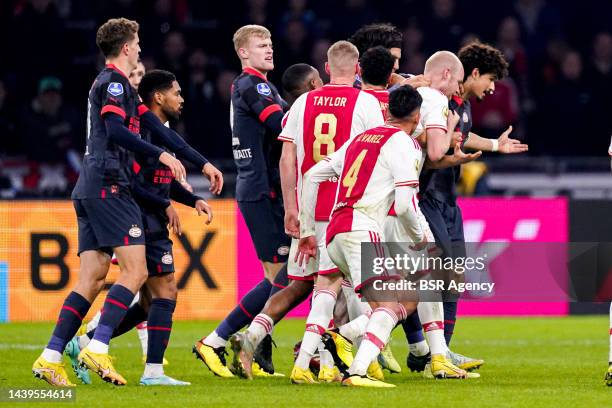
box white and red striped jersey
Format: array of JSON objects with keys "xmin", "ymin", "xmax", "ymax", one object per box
[
  {"xmin": 298, "ymin": 125, "xmax": 423, "ymax": 244},
  {"xmin": 279, "ymin": 84, "xmax": 384, "ymax": 220},
  {"xmin": 413, "ymin": 87, "xmax": 449, "ymax": 137},
  {"xmin": 362, "ymin": 89, "xmax": 390, "ymax": 120}
]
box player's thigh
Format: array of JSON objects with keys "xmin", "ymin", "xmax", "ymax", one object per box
[
  {"xmin": 145, "ymin": 238, "xmax": 175, "ymax": 277},
  {"xmin": 238, "ymin": 197, "xmax": 290, "ymax": 264},
  {"xmin": 420, "ymin": 197, "xmax": 452, "ymax": 257},
  {"xmin": 445, "ymin": 204, "xmax": 467, "ymax": 258}
]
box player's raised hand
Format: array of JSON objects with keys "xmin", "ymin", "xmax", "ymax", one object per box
[
  {"xmin": 165, "ymin": 204, "xmax": 182, "ymax": 235},
  {"xmin": 284, "ymin": 208, "xmax": 300, "ymax": 238},
  {"xmin": 453, "ymin": 142, "xmax": 482, "ymax": 164},
  {"xmin": 296, "ymin": 235, "xmax": 317, "ymax": 267},
  {"xmin": 202, "ymin": 163, "xmax": 224, "ymax": 195},
  {"xmin": 498, "ymin": 126, "xmax": 528, "ymax": 154},
  {"xmin": 159, "ymin": 152, "xmax": 187, "ymax": 183},
  {"xmin": 401, "ymin": 74, "xmax": 431, "ymax": 89},
  {"xmin": 195, "ymin": 199, "xmax": 213, "ymax": 225}
]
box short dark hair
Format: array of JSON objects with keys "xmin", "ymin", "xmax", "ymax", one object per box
[
  {"xmin": 458, "ymin": 41, "xmax": 509, "ymax": 81},
  {"xmin": 389, "ymin": 85, "xmax": 422, "ymax": 120},
  {"xmin": 348, "ymin": 23, "xmax": 402, "ymax": 56},
  {"xmin": 360, "ymin": 46, "xmax": 395, "ymax": 87},
  {"xmin": 96, "ymin": 18, "xmax": 139, "ymax": 58},
  {"xmin": 282, "ymin": 63, "xmax": 315, "ymax": 98},
  {"xmin": 138, "ymin": 69, "xmax": 176, "ymax": 106}
]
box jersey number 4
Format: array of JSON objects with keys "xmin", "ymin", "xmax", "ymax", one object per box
[
  {"xmin": 313, "ymin": 113, "xmax": 337, "ymax": 162},
  {"xmin": 342, "ymin": 149, "xmax": 367, "ymax": 197}
]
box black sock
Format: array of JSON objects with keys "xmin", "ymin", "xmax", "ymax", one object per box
[{"xmin": 146, "ymin": 298, "xmax": 176, "ymax": 364}]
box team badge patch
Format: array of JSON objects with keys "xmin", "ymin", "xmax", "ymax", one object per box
[
  {"xmin": 128, "ymin": 226, "xmax": 142, "ymax": 238},
  {"xmin": 277, "ymin": 245, "xmax": 290, "ymax": 256},
  {"xmin": 107, "ymin": 82, "xmax": 124, "ymax": 96},
  {"xmin": 161, "ymin": 254, "xmax": 173, "ymax": 265},
  {"xmin": 256, "ymin": 82, "xmax": 272, "ymax": 96},
  {"xmin": 442, "ymin": 106, "xmax": 449, "ymax": 118}
]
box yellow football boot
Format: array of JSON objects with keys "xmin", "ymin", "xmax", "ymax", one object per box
[
  {"xmin": 367, "ymin": 360, "xmax": 385, "ymax": 381},
  {"xmin": 32, "ymin": 356, "xmax": 76, "ymax": 387},
  {"xmin": 341, "ymin": 374, "xmax": 395, "ymax": 388},
  {"xmin": 430, "ymin": 354, "xmax": 467, "ymax": 379},
  {"xmin": 318, "ymin": 365, "xmax": 342, "ymax": 383},
  {"xmin": 192, "ymin": 340, "xmax": 234, "ymax": 378},
  {"xmin": 78, "ymin": 347, "xmax": 126, "ymax": 385},
  {"xmin": 290, "ymin": 366, "xmax": 319, "ymax": 384}
]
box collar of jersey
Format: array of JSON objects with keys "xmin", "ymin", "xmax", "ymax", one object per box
[
  {"xmin": 106, "ymin": 64, "xmax": 129, "ymax": 79},
  {"xmin": 325, "ymin": 83, "xmax": 353, "ymax": 88},
  {"xmin": 243, "ymin": 67, "xmax": 267, "ymax": 81}
]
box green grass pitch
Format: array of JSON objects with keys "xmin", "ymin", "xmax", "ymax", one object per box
[{"xmin": 1, "ymin": 317, "xmax": 610, "ymax": 407}]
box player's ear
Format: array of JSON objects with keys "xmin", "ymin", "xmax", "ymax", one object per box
[
  {"xmin": 355, "ymin": 63, "xmax": 360, "ymax": 76},
  {"xmin": 238, "ymin": 47, "xmax": 248, "ymax": 60},
  {"xmin": 324, "ymin": 62, "xmax": 330, "ymax": 75},
  {"xmin": 471, "ymin": 68, "xmax": 480, "ymax": 79},
  {"xmin": 154, "ymin": 91, "xmax": 163, "ymax": 106}
]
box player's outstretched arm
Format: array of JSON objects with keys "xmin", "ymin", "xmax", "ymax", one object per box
[
  {"xmin": 425, "ymin": 143, "xmax": 482, "ymax": 169},
  {"xmin": 464, "ymin": 126, "xmax": 528, "ymax": 154},
  {"xmin": 280, "ymin": 142, "xmax": 299, "ymax": 238}
]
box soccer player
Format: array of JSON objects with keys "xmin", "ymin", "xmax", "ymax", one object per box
[
  {"xmin": 193, "ymin": 24, "xmax": 290, "ymax": 378},
  {"xmin": 296, "ymin": 85, "xmax": 444, "ymax": 387},
  {"xmin": 405, "ymin": 42, "xmax": 528, "ymax": 374},
  {"xmin": 128, "ymin": 59, "xmax": 146, "ymax": 89},
  {"xmin": 359, "ymin": 46, "xmax": 394, "ymax": 119},
  {"xmin": 231, "ymin": 41, "xmax": 384, "ymax": 382},
  {"xmin": 70, "ymin": 70, "xmax": 215, "ymax": 386},
  {"xmin": 32, "ymin": 18, "xmax": 188, "ymax": 387},
  {"xmin": 281, "ymin": 63, "xmax": 323, "ymax": 106}
]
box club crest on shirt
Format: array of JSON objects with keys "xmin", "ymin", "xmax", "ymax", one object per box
[
  {"xmin": 161, "ymin": 253, "xmax": 173, "ymax": 265},
  {"xmin": 256, "ymin": 83, "xmax": 272, "ymax": 96},
  {"xmin": 442, "ymin": 106, "xmax": 449, "ymax": 118},
  {"xmin": 277, "ymin": 245, "xmax": 290, "ymax": 256},
  {"xmin": 129, "ymin": 225, "xmax": 142, "ymax": 238},
  {"xmin": 107, "ymin": 82, "xmax": 124, "ymax": 96}
]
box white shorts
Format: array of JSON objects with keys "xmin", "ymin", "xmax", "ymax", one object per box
[
  {"xmin": 383, "ymin": 214, "xmax": 436, "ymax": 276},
  {"xmin": 327, "ymin": 230, "xmax": 400, "ymax": 292},
  {"xmin": 287, "ymin": 221, "xmax": 337, "ymax": 281}
]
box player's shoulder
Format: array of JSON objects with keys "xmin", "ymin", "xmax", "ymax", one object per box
[
  {"xmin": 95, "ymin": 69, "xmax": 130, "ymax": 96},
  {"xmin": 418, "ymin": 87, "xmax": 447, "ymax": 103},
  {"xmin": 357, "ymin": 88, "xmax": 383, "ymax": 105},
  {"xmin": 235, "ymin": 69, "xmax": 274, "ymax": 95}
]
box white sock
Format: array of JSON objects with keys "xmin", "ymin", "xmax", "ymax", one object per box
[
  {"xmin": 77, "ymin": 334, "xmax": 91, "ymax": 350},
  {"xmin": 339, "ymin": 314, "xmax": 369, "ymax": 343},
  {"xmin": 318, "ymin": 342, "xmax": 334, "ymax": 369},
  {"xmin": 348, "ymin": 306, "xmax": 400, "ymax": 376},
  {"xmin": 42, "ymin": 348, "xmax": 63, "ymax": 363},
  {"xmin": 87, "ymin": 339, "xmax": 108, "ymax": 354},
  {"xmin": 246, "ymin": 314, "xmax": 274, "ymax": 346},
  {"xmin": 609, "ymin": 303, "xmax": 612, "ymax": 363},
  {"xmin": 144, "ymin": 363, "xmax": 164, "ymax": 378},
  {"xmin": 86, "ymin": 311, "xmax": 101, "ymax": 332},
  {"xmin": 418, "ymin": 301, "xmax": 446, "ymax": 356},
  {"xmin": 137, "ymin": 322, "xmax": 148, "ymax": 355},
  {"xmin": 409, "ymin": 340, "xmax": 430, "ymax": 357},
  {"xmin": 295, "ymin": 289, "xmax": 337, "ymax": 369},
  {"xmin": 203, "ymin": 330, "xmax": 227, "ymax": 349}
]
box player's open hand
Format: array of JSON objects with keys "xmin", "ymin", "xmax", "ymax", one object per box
[
  {"xmin": 498, "ymin": 126, "xmax": 528, "ymax": 154},
  {"xmin": 165, "ymin": 204, "xmax": 182, "ymax": 235},
  {"xmin": 195, "ymin": 199, "xmax": 213, "ymax": 225},
  {"xmin": 202, "ymin": 163, "xmax": 223, "ymax": 195},
  {"xmin": 159, "ymin": 152, "xmax": 187, "ymax": 183},
  {"xmin": 401, "ymin": 74, "xmax": 431, "ymax": 89},
  {"xmin": 296, "ymin": 235, "xmax": 317, "ymax": 267},
  {"xmin": 453, "ymin": 142, "xmax": 482, "ymax": 164},
  {"xmin": 284, "ymin": 208, "xmax": 300, "ymax": 238}
]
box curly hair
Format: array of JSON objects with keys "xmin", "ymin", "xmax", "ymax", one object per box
[
  {"xmin": 360, "ymin": 46, "xmax": 395, "ymax": 87},
  {"xmin": 96, "ymin": 18, "xmax": 139, "ymax": 58},
  {"xmin": 348, "ymin": 23, "xmax": 402, "ymax": 56},
  {"xmin": 458, "ymin": 41, "xmax": 509, "ymax": 81}
]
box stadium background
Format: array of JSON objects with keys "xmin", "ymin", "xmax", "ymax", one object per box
[{"xmin": 0, "ymin": 0, "xmax": 611, "ymax": 322}]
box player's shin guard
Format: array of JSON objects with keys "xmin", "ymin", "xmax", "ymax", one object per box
[
  {"xmin": 402, "ymin": 311, "xmax": 429, "ymax": 354},
  {"xmin": 348, "ymin": 305, "xmax": 407, "ymax": 377},
  {"xmin": 295, "ymin": 289, "xmax": 337, "ymax": 369},
  {"xmin": 44, "ymin": 292, "xmax": 91, "ymax": 361},
  {"xmin": 443, "ymin": 300, "xmax": 458, "ymax": 345},
  {"xmin": 338, "ymin": 314, "xmax": 369, "ymax": 344},
  {"xmin": 146, "ymin": 299, "xmax": 176, "ymax": 365},
  {"xmin": 213, "ymin": 278, "xmax": 272, "ymax": 342},
  {"xmin": 89, "ymin": 284, "xmax": 135, "ymax": 353},
  {"xmin": 85, "ymin": 302, "xmax": 148, "ymax": 341},
  {"xmin": 418, "ymin": 302, "xmax": 446, "ymax": 355},
  {"xmin": 342, "ymin": 280, "xmax": 371, "ymax": 320}
]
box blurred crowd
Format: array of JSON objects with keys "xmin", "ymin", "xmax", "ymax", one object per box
[{"xmin": 0, "ymin": 0, "xmax": 611, "ymax": 196}]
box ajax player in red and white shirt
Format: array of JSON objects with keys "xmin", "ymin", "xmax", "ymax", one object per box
[
  {"xmin": 229, "ymin": 42, "xmax": 383, "ymax": 381},
  {"xmin": 296, "ymin": 85, "xmax": 459, "ymax": 387},
  {"xmin": 359, "ymin": 46, "xmax": 395, "ymax": 120}
]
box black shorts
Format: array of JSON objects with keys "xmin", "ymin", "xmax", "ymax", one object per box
[
  {"xmin": 74, "ymin": 197, "xmax": 145, "ymax": 256},
  {"xmin": 238, "ymin": 196, "xmax": 290, "ymax": 263},
  {"xmin": 419, "ymin": 196, "xmax": 466, "ymax": 259},
  {"xmin": 142, "ymin": 211, "xmax": 174, "ymax": 276}
]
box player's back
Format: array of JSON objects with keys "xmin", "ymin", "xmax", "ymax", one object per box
[
  {"xmin": 363, "ymin": 89, "xmax": 389, "ymax": 120},
  {"xmin": 281, "ymin": 84, "xmax": 384, "ymax": 221},
  {"xmin": 326, "ymin": 124, "xmax": 422, "ymax": 244},
  {"xmin": 72, "ymin": 65, "xmax": 142, "ymax": 200}
]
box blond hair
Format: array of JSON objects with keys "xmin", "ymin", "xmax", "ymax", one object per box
[
  {"xmin": 326, "ymin": 41, "xmax": 359, "ymax": 76},
  {"xmin": 233, "ymin": 25, "xmax": 271, "ymax": 53},
  {"xmin": 424, "ymin": 50, "xmax": 462, "ymax": 76}
]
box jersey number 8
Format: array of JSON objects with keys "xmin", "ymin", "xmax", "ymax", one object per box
[{"xmin": 313, "ymin": 113, "xmax": 337, "ymax": 162}]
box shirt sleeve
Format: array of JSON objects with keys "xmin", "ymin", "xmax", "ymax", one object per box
[
  {"xmin": 278, "ymin": 93, "xmax": 306, "ymax": 144},
  {"xmin": 383, "ymin": 131, "xmax": 421, "ymax": 188},
  {"xmin": 238, "ymin": 77, "xmax": 284, "ymax": 134},
  {"xmin": 99, "ymin": 75, "xmax": 131, "ymax": 120},
  {"xmin": 357, "ymin": 92, "xmax": 385, "ymax": 133},
  {"xmin": 420, "ymin": 89, "xmax": 448, "ymax": 132}
]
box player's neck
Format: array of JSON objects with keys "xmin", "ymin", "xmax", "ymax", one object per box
[
  {"xmin": 461, "ymin": 86, "xmax": 475, "ymax": 100},
  {"xmin": 362, "ymin": 82, "xmax": 386, "ymax": 91},
  {"xmin": 151, "ymin": 106, "xmax": 168, "ymax": 124},
  {"xmin": 328, "ymin": 76, "xmax": 354, "ymax": 86},
  {"xmin": 105, "ymin": 58, "xmax": 131, "ymax": 78},
  {"xmin": 243, "ymin": 64, "xmax": 268, "ymax": 79}
]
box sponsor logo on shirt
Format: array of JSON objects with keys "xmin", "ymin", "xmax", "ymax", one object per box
[
  {"xmin": 256, "ymin": 83, "xmax": 272, "ymax": 96},
  {"xmin": 107, "ymin": 82, "xmax": 124, "ymax": 96},
  {"xmin": 233, "ymin": 148, "xmax": 252, "ymax": 160}
]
